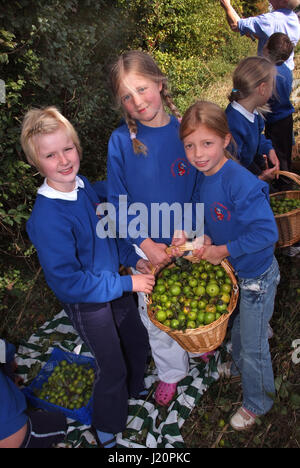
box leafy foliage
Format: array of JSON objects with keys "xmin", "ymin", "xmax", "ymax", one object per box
[
  {"xmin": 0, "ymin": 0, "xmax": 130, "ymax": 332},
  {"xmin": 0, "ymin": 0, "xmax": 264, "ymax": 340},
  {"xmin": 116, "ymin": 0, "xmax": 256, "ymax": 112}
]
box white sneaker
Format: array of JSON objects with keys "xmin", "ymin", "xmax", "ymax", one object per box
[
  {"xmin": 230, "ymin": 407, "xmax": 256, "ymax": 431},
  {"xmin": 282, "ymin": 243, "xmax": 300, "ymax": 257}
]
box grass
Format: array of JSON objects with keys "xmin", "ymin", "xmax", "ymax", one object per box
[
  {"xmin": 1, "ymin": 50, "xmax": 300, "ymax": 450},
  {"xmin": 179, "ymin": 52, "xmax": 300, "ymax": 448},
  {"xmin": 181, "ymin": 252, "xmax": 300, "ymax": 448}
]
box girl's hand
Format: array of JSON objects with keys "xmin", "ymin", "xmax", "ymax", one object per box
[
  {"xmin": 171, "ymin": 230, "xmax": 188, "ymax": 246},
  {"xmin": 140, "ymin": 238, "xmax": 171, "ymax": 268},
  {"xmin": 131, "ymin": 273, "xmax": 155, "ymax": 294},
  {"xmin": 169, "ymin": 230, "xmax": 188, "ymax": 257},
  {"xmin": 259, "ymin": 167, "xmax": 277, "ymax": 182},
  {"xmin": 192, "ymin": 234, "xmax": 212, "ymax": 249},
  {"xmin": 220, "ymin": 0, "xmax": 232, "ymax": 8},
  {"xmin": 136, "ymin": 258, "xmax": 153, "ymax": 274},
  {"xmin": 189, "ymin": 234, "xmax": 213, "ymax": 260},
  {"xmin": 268, "ymin": 149, "xmax": 280, "ymax": 175},
  {"xmin": 201, "ymin": 244, "xmax": 229, "ymax": 265}
]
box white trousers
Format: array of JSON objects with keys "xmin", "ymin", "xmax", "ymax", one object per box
[{"xmin": 132, "ymin": 246, "xmax": 189, "ymax": 383}]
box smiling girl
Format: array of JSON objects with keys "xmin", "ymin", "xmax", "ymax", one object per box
[
  {"xmin": 107, "ymin": 50, "xmax": 200, "ymax": 406},
  {"xmin": 174, "ymin": 100, "xmax": 280, "ymax": 430},
  {"xmin": 21, "ymin": 106, "xmax": 155, "ymax": 448}
]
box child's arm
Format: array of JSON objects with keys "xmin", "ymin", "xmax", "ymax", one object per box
[
  {"xmin": 139, "ymin": 238, "xmax": 172, "ymax": 268},
  {"xmin": 257, "ymin": 117, "xmax": 278, "ymax": 169},
  {"xmin": 107, "ymin": 137, "xmax": 149, "ymax": 247},
  {"xmin": 220, "ymin": 0, "xmax": 240, "ymax": 32},
  {"xmin": 131, "ymin": 273, "xmax": 155, "ymax": 294},
  {"xmin": 200, "ymin": 244, "xmax": 229, "ymax": 265},
  {"xmin": 258, "ymin": 166, "xmax": 277, "ymax": 182},
  {"xmin": 117, "ymin": 238, "xmax": 142, "ymax": 269},
  {"xmin": 117, "ymin": 238, "xmax": 153, "ymax": 273},
  {"xmin": 267, "ymin": 148, "xmax": 280, "ymax": 172},
  {"xmin": 136, "ymin": 259, "xmax": 153, "ymax": 274},
  {"xmin": 226, "ymin": 184, "xmax": 278, "ymax": 258},
  {"xmin": 27, "ymin": 212, "xmax": 152, "ymax": 303}
]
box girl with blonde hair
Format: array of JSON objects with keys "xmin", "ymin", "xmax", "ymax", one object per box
[
  {"xmin": 107, "ymin": 50, "xmax": 201, "ymax": 406},
  {"xmin": 226, "ymin": 56, "xmax": 280, "ymax": 181}
]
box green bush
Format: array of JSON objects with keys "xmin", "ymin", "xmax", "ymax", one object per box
[
  {"xmin": 0, "ymin": 0, "xmax": 268, "ymax": 342},
  {"xmin": 0, "ymin": 0, "xmax": 130, "ymax": 340},
  {"xmin": 117, "ymin": 0, "xmax": 257, "ymax": 111}
]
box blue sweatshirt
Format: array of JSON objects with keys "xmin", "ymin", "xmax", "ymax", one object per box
[
  {"xmin": 0, "ymin": 340, "xmax": 28, "ymax": 440},
  {"xmin": 226, "ymin": 101, "xmax": 273, "ymax": 168},
  {"xmin": 266, "ymin": 63, "xmax": 294, "ymax": 124},
  {"xmin": 26, "ymin": 176, "xmax": 140, "ymax": 304},
  {"xmin": 107, "ymin": 116, "xmax": 198, "ymax": 247},
  {"xmin": 193, "ymin": 159, "xmax": 278, "ymax": 278}
]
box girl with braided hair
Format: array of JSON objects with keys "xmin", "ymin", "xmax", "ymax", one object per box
[{"xmin": 107, "ymin": 50, "xmax": 201, "ymax": 406}]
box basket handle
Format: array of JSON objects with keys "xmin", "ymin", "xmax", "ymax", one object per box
[
  {"xmin": 274, "ymin": 171, "xmax": 300, "ymax": 186},
  {"xmin": 146, "ymin": 247, "xmax": 239, "ymax": 303},
  {"xmin": 165, "ymin": 241, "xmax": 194, "ymax": 256},
  {"xmin": 165, "ymin": 242, "xmax": 236, "ymax": 280}
]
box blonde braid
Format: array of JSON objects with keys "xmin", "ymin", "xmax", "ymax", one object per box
[
  {"xmin": 125, "ymin": 112, "xmax": 148, "ymax": 156},
  {"xmin": 161, "ymin": 83, "xmax": 182, "ymax": 121}
]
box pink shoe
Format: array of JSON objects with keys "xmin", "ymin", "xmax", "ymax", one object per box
[
  {"xmin": 199, "ymin": 351, "xmax": 215, "ymax": 363},
  {"xmin": 154, "ymin": 381, "xmax": 177, "ymax": 406}
]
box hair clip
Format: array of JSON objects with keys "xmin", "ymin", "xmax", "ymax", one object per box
[
  {"xmin": 232, "ymin": 88, "xmax": 239, "ymax": 93},
  {"xmin": 130, "ymin": 132, "xmax": 137, "ymax": 140}
]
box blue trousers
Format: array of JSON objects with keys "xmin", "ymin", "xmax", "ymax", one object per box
[
  {"xmin": 64, "ymin": 293, "xmax": 149, "ymax": 433},
  {"xmin": 231, "ymin": 256, "xmax": 280, "ymax": 415}
]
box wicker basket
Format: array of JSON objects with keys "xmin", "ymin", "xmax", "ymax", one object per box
[
  {"xmin": 270, "ymin": 171, "xmax": 300, "ymax": 248},
  {"xmin": 147, "ymin": 251, "xmax": 239, "ymax": 353}
]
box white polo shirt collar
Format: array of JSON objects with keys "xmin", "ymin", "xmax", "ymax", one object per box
[
  {"xmin": 37, "ymin": 176, "xmax": 85, "ymax": 201},
  {"xmin": 231, "ymin": 100, "xmax": 258, "ymax": 123}
]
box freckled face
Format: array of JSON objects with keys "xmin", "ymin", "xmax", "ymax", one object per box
[
  {"xmin": 183, "ymin": 124, "xmax": 231, "ymax": 176},
  {"xmin": 118, "ymin": 72, "xmax": 168, "ymax": 127}
]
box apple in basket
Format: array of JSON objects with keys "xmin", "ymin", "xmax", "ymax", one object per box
[{"xmin": 151, "ymin": 259, "xmax": 233, "ymax": 331}]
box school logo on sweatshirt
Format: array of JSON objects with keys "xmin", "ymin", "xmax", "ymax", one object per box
[
  {"xmin": 210, "ymin": 202, "xmax": 231, "ymax": 222},
  {"xmin": 171, "ymin": 158, "xmax": 191, "ymax": 177}
]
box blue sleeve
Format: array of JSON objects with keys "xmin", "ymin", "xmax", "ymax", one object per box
[
  {"xmin": 92, "ymin": 180, "xmax": 107, "ymax": 201},
  {"xmin": 93, "ymin": 178, "xmax": 141, "ymax": 267},
  {"xmin": 117, "ymin": 239, "xmax": 141, "ymax": 268},
  {"xmin": 227, "ymin": 184, "xmax": 278, "ymax": 258},
  {"xmin": 257, "ymin": 115, "xmax": 273, "ymax": 155},
  {"xmin": 190, "ymin": 173, "xmax": 205, "ymax": 239},
  {"xmin": 107, "ymin": 134, "xmax": 148, "ymax": 247},
  {"xmin": 0, "ymin": 370, "xmax": 28, "ymax": 440},
  {"xmin": 238, "ymin": 14, "xmax": 272, "ymax": 40},
  {"xmin": 27, "ymin": 213, "xmax": 132, "ymax": 304},
  {"xmin": 226, "ymin": 119, "xmax": 251, "ymax": 167}
]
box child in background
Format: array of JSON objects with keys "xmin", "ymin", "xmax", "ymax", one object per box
[
  {"xmin": 263, "ymin": 32, "xmax": 295, "ymax": 186},
  {"xmin": 107, "ymin": 50, "xmax": 200, "ymax": 406},
  {"xmin": 21, "ymin": 106, "xmax": 155, "ymax": 448},
  {"xmin": 219, "ymin": 0, "xmax": 300, "ymax": 71},
  {"xmin": 173, "ymin": 100, "xmax": 280, "ymax": 430},
  {"xmin": 225, "ymin": 56, "xmax": 280, "ymax": 181},
  {"xmin": 0, "ymin": 338, "xmax": 67, "ymax": 448}
]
